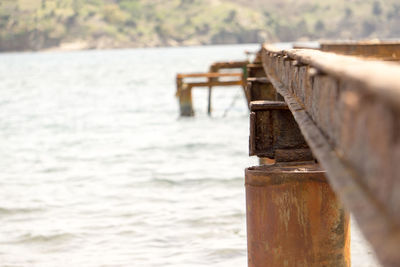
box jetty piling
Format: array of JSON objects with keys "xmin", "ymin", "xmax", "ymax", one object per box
[
  {"xmin": 246, "ymin": 164, "xmax": 350, "ymax": 267},
  {"xmin": 176, "ymin": 75, "xmax": 194, "ymax": 116}
]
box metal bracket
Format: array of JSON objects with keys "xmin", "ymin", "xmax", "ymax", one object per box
[
  {"xmin": 249, "ymin": 100, "xmax": 313, "ymax": 162},
  {"xmin": 245, "ymin": 77, "xmax": 277, "ymax": 105}
]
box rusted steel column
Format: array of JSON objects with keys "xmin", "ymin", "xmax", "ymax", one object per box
[
  {"xmin": 245, "ymin": 163, "xmax": 350, "ymax": 267},
  {"xmin": 176, "ymin": 76, "xmax": 194, "ymax": 117},
  {"xmin": 207, "ymin": 85, "xmax": 212, "ymax": 115},
  {"xmin": 179, "ymin": 85, "xmax": 194, "ymax": 116},
  {"xmin": 207, "ymin": 65, "xmax": 216, "ymax": 116}
]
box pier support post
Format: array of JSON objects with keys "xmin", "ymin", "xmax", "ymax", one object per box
[
  {"xmin": 177, "ymin": 77, "xmax": 194, "ymax": 117},
  {"xmin": 245, "ymin": 163, "xmax": 350, "ymax": 267},
  {"xmin": 246, "ymin": 100, "xmax": 350, "ymax": 267},
  {"xmin": 207, "ymin": 85, "xmax": 212, "ymax": 116}
]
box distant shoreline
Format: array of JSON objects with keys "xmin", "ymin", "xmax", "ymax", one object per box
[
  {"xmin": 1, "ymin": 40, "xmax": 267, "ymax": 54},
  {"xmin": 42, "ymin": 41, "xmax": 92, "ymax": 52}
]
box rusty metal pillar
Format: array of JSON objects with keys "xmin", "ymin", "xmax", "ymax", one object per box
[
  {"xmin": 246, "ymin": 100, "xmax": 350, "ymax": 267},
  {"xmin": 207, "ymin": 65, "xmax": 218, "ymax": 116},
  {"xmin": 176, "ymin": 76, "xmax": 194, "ymax": 117},
  {"xmin": 207, "ymin": 85, "xmax": 212, "ymax": 115}
]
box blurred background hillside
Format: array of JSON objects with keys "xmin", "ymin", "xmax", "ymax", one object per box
[{"xmin": 0, "ymin": 0, "xmax": 399, "ymax": 51}]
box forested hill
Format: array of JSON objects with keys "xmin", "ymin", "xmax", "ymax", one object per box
[{"xmin": 0, "ymin": 0, "xmax": 399, "ymax": 51}]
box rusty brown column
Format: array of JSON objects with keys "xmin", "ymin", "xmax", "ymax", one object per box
[
  {"xmin": 207, "ymin": 84, "xmax": 212, "ymax": 115},
  {"xmin": 246, "ymin": 100, "xmax": 350, "ymax": 267},
  {"xmin": 245, "ymin": 163, "xmax": 350, "ymax": 267},
  {"xmin": 176, "ymin": 76, "xmax": 194, "ymax": 117}
]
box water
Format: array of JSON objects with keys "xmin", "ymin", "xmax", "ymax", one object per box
[{"xmin": 0, "ymin": 44, "xmax": 380, "ymax": 266}]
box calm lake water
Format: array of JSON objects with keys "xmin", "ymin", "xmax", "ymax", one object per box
[{"xmin": 0, "ymin": 44, "xmax": 380, "ymax": 266}]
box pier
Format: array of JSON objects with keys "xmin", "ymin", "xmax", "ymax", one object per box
[
  {"xmin": 255, "ymin": 41, "xmax": 400, "ymax": 267},
  {"xmin": 177, "ymin": 41, "xmax": 400, "ymax": 267}
]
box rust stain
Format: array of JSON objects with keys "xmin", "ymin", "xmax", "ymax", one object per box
[{"xmin": 246, "ymin": 164, "xmax": 350, "ymax": 267}]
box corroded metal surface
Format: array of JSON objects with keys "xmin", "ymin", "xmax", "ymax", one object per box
[
  {"xmin": 247, "ymin": 63, "xmax": 267, "ymax": 78},
  {"xmin": 320, "ymin": 41, "xmax": 400, "ymax": 61},
  {"xmin": 261, "ymin": 44, "xmax": 400, "ymax": 267},
  {"xmin": 246, "ymin": 163, "xmax": 350, "ymax": 267},
  {"xmin": 245, "ymin": 78, "xmax": 276, "ymax": 105},
  {"xmin": 249, "ymin": 100, "xmax": 310, "ymax": 160}
]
